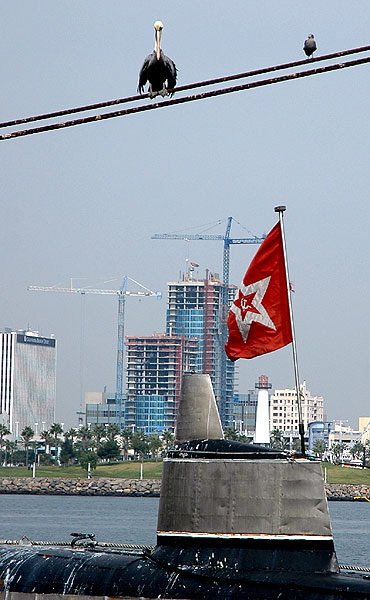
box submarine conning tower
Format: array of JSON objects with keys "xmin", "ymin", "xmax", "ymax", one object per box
[{"xmin": 157, "ymin": 372, "xmax": 339, "ymax": 574}]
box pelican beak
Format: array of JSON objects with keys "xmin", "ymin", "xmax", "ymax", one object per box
[{"xmin": 155, "ymin": 28, "xmax": 162, "ymax": 61}]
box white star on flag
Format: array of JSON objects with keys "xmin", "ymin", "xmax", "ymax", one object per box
[{"xmin": 230, "ymin": 276, "xmax": 276, "ymax": 343}]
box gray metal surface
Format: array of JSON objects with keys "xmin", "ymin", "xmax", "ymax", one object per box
[
  {"xmin": 158, "ymin": 458, "xmax": 332, "ymax": 538},
  {"xmin": 175, "ymin": 373, "xmax": 223, "ymax": 443}
]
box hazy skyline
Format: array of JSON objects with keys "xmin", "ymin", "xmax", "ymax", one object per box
[{"xmin": 1, "ymin": 2, "xmax": 369, "ymax": 429}]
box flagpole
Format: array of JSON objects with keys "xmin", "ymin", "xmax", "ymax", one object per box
[{"xmin": 274, "ymin": 206, "xmax": 305, "ymax": 456}]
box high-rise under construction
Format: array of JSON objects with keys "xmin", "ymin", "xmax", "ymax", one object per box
[
  {"xmin": 166, "ymin": 270, "xmax": 236, "ymax": 427},
  {"xmin": 86, "ymin": 271, "xmax": 237, "ymax": 432}
]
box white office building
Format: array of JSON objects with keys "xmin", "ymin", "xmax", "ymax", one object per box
[
  {"xmin": 0, "ymin": 329, "xmax": 56, "ymax": 439},
  {"xmin": 270, "ymin": 381, "xmax": 324, "ymax": 434}
]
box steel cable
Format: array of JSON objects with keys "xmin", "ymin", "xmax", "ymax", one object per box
[
  {"xmin": 1, "ymin": 44, "xmax": 370, "ymax": 131},
  {"xmin": 1, "ymin": 50, "xmax": 370, "ymax": 141}
]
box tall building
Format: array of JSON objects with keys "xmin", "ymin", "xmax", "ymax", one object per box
[
  {"xmin": 270, "ymin": 381, "xmax": 324, "ymax": 435},
  {"xmin": 84, "ymin": 334, "xmax": 200, "ymax": 434},
  {"xmin": 86, "ymin": 270, "xmax": 237, "ymax": 432},
  {"xmin": 124, "ymin": 334, "xmax": 199, "ymax": 433},
  {"xmin": 0, "ymin": 329, "xmax": 56, "ymax": 439},
  {"xmin": 166, "ymin": 271, "xmax": 236, "ymax": 427}
]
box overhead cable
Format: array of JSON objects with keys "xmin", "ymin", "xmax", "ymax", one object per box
[
  {"xmin": 1, "ymin": 44, "xmax": 370, "ymax": 131},
  {"xmin": 1, "ymin": 51, "xmax": 370, "ymax": 141}
]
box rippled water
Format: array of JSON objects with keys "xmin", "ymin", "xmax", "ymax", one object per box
[
  {"xmin": 0, "ymin": 495, "xmax": 368, "ymax": 567},
  {"xmin": 0, "ymin": 495, "xmax": 159, "ymax": 546},
  {"xmin": 328, "ymin": 500, "xmax": 370, "ymax": 566}
]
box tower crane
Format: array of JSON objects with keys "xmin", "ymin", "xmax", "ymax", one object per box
[
  {"xmin": 151, "ymin": 217, "xmax": 265, "ymax": 425},
  {"xmin": 28, "ymin": 276, "xmax": 161, "ymax": 429},
  {"xmin": 152, "ymin": 216, "xmax": 265, "ymax": 290}
]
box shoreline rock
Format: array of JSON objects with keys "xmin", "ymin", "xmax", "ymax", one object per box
[
  {"xmin": 0, "ymin": 477, "xmax": 161, "ymax": 496},
  {"xmin": 325, "ymin": 483, "xmax": 370, "ymax": 501},
  {"xmin": 0, "ymin": 478, "xmax": 369, "ymax": 500}
]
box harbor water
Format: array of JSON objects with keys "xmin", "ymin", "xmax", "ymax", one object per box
[{"xmin": 0, "ymin": 495, "xmax": 369, "ymax": 567}]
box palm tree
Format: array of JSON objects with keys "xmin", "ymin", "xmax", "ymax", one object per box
[
  {"xmin": 0, "ymin": 424, "xmax": 10, "ymax": 465},
  {"xmin": 76, "ymin": 426, "xmax": 93, "ymax": 451},
  {"xmin": 270, "ymin": 429, "xmax": 289, "ymax": 450},
  {"xmin": 330, "ymin": 442, "xmax": 346, "ymax": 464},
  {"xmin": 65, "ymin": 427, "xmax": 78, "ymax": 441},
  {"xmin": 49, "ymin": 423, "xmax": 63, "ymax": 449},
  {"xmin": 40, "ymin": 430, "xmax": 53, "ymax": 455},
  {"xmin": 161, "ymin": 430, "xmax": 174, "ymax": 453},
  {"xmin": 120, "ymin": 428, "xmax": 132, "ymax": 460},
  {"xmin": 64, "ymin": 428, "xmax": 78, "ymax": 453},
  {"xmin": 106, "ymin": 423, "xmax": 119, "ymax": 440},
  {"xmin": 223, "ymin": 427, "xmax": 240, "ymax": 441},
  {"xmin": 49, "ymin": 422, "xmax": 63, "ymax": 457},
  {"xmin": 92, "ymin": 424, "xmax": 107, "ymax": 450},
  {"xmin": 4, "ymin": 439, "xmax": 16, "ymax": 465},
  {"xmin": 21, "ymin": 426, "xmax": 34, "ymax": 466},
  {"xmin": 312, "ymin": 438, "xmax": 326, "ymax": 459}
]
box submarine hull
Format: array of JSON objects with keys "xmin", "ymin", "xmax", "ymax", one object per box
[{"xmin": 1, "ymin": 542, "xmax": 370, "ymax": 600}]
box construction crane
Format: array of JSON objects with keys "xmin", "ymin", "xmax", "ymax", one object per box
[
  {"xmin": 28, "ymin": 276, "xmax": 161, "ymax": 428},
  {"xmin": 152, "ymin": 216, "xmax": 265, "ymax": 290},
  {"xmin": 151, "ymin": 217, "xmax": 265, "ymax": 425}
]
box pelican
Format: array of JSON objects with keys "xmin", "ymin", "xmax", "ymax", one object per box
[
  {"xmin": 138, "ymin": 21, "xmax": 177, "ymax": 98},
  {"xmin": 303, "ymin": 34, "xmax": 317, "ymax": 58}
]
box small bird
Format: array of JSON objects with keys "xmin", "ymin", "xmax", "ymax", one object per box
[
  {"xmin": 303, "ymin": 34, "xmax": 317, "ymax": 59},
  {"xmin": 138, "ymin": 21, "xmax": 177, "ymax": 98}
]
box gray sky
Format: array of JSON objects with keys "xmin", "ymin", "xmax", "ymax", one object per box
[{"xmin": 1, "ymin": 2, "xmax": 369, "ymax": 429}]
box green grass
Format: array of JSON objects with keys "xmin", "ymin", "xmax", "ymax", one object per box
[
  {"xmin": 322, "ymin": 462, "xmax": 370, "ymax": 485},
  {"xmin": 0, "ymin": 461, "xmax": 164, "ymax": 479}
]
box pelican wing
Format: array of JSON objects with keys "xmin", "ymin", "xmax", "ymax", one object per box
[
  {"xmin": 164, "ymin": 56, "xmax": 177, "ymax": 94},
  {"xmin": 137, "ymin": 52, "xmax": 154, "ymax": 94}
]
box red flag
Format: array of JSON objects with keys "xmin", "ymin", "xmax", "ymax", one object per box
[{"xmin": 225, "ymin": 222, "xmax": 292, "ymax": 361}]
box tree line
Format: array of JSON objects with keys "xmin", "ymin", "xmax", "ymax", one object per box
[
  {"xmin": 1, "ymin": 422, "xmax": 366, "ymax": 471},
  {"xmin": 0, "ymin": 423, "xmax": 175, "ymax": 474}
]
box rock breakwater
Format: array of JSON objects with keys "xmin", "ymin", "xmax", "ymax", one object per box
[
  {"xmin": 0, "ymin": 478, "xmax": 369, "ymax": 500},
  {"xmin": 0, "ymin": 477, "xmax": 161, "ymax": 496},
  {"xmin": 325, "ymin": 483, "xmax": 370, "ymax": 501}
]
